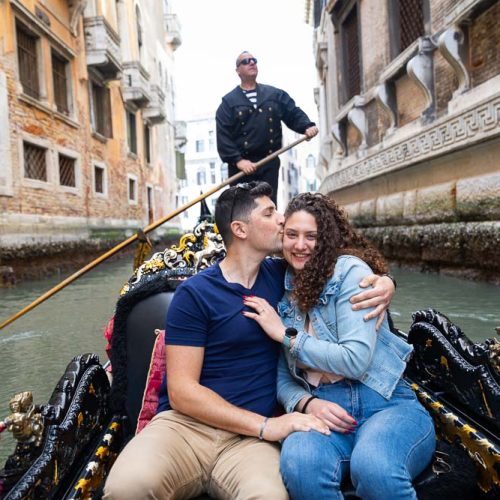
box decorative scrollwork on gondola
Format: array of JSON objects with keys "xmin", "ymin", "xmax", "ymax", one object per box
[
  {"xmin": 412, "ymin": 384, "xmax": 500, "ymax": 493},
  {"xmin": 69, "ymin": 416, "xmax": 124, "ymax": 499},
  {"xmin": 120, "ymin": 221, "xmax": 226, "ymax": 295},
  {"xmin": 0, "ymin": 354, "xmax": 111, "ymax": 499},
  {"xmin": 407, "ymin": 309, "xmax": 500, "ymax": 430}
]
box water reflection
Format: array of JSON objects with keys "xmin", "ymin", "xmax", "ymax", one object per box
[{"xmin": 390, "ymin": 268, "xmax": 499, "ymax": 340}]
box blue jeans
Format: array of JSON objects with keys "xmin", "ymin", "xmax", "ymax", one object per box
[{"xmin": 280, "ymin": 379, "xmax": 436, "ymax": 500}]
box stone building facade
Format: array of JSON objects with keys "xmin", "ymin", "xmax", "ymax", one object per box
[
  {"xmin": 0, "ymin": 0, "xmax": 183, "ymax": 279},
  {"xmin": 308, "ymin": 0, "xmax": 500, "ymax": 281}
]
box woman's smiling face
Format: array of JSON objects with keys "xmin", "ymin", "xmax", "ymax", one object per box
[{"xmin": 283, "ymin": 210, "xmax": 318, "ymax": 271}]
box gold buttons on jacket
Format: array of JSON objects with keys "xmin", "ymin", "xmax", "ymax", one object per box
[
  {"xmin": 269, "ymin": 118, "xmax": 273, "ymax": 122},
  {"xmin": 268, "ymin": 107, "xmax": 272, "ymax": 111},
  {"xmin": 259, "ymin": 108, "xmax": 263, "ymax": 113},
  {"xmin": 270, "ymin": 128, "xmax": 273, "ymax": 133},
  {"xmin": 238, "ymin": 111, "xmax": 243, "ymax": 116}
]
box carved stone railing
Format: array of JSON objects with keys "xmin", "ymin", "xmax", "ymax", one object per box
[
  {"xmin": 83, "ymin": 16, "xmax": 122, "ymax": 81},
  {"xmin": 143, "ymin": 84, "xmax": 166, "ymax": 125},
  {"xmin": 121, "ymin": 61, "xmax": 151, "ymax": 107},
  {"xmin": 321, "ymin": 91, "xmax": 500, "ymax": 193}
]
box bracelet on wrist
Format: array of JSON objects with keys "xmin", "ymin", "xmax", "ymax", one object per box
[
  {"xmin": 301, "ymin": 396, "xmax": 318, "ymax": 413},
  {"xmin": 258, "ymin": 417, "xmax": 269, "ymax": 440},
  {"xmin": 381, "ymin": 273, "xmax": 397, "ymax": 289}
]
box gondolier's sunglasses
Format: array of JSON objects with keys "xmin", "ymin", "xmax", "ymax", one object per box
[
  {"xmin": 229, "ymin": 183, "xmax": 252, "ymax": 221},
  {"xmin": 237, "ymin": 57, "xmax": 258, "ymax": 67}
]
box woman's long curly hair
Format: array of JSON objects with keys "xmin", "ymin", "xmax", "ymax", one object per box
[{"xmin": 284, "ymin": 192, "xmax": 388, "ymax": 312}]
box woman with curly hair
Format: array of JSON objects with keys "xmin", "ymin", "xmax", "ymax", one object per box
[{"xmin": 243, "ymin": 192, "xmax": 435, "ymax": 499}]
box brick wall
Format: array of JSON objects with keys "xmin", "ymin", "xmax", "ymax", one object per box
[
  {"xmin": 394, "ymin": 74, "xmax": 427, "ymax": 126},
  {"xmin": 0, "ymin": 1, "xmax": 176, "ymax": 240},
  {"xmin": 365, "ymin": 99, "xmax": 391, "ymax": 147},
  {"xmin": 469, "ymin": 2, "xmax": 500, "ymax": 87},
  {"xmin": 346, "ymin": 122, "xmax": 362, "ymax": 153},
  {"xmin": 359, "ymin": 0, "xmax": 390, "ymax": 91},
  {"xmin": 429, "ymin": 0, "xmax": 456, "ymax": 33}
]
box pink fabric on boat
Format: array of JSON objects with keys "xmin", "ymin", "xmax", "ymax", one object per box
[
  {"xmin": 136, "ymin": 329, "xmax": 166, "ymax": 434},
  {"xmin": 103, "ymin": 315, "xmax": 115, "ymax": 373}
]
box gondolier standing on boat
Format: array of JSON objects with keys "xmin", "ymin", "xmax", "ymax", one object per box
[
  {"xmin": 104, "ymin": 182, "xmax": 395, "ymax": 499},
  {"xmin": 216, "ymin": 51, "xmax": 318, "ymax": 204}
]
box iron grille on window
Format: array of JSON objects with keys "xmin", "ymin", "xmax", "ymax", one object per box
[
  {"xmin": 24, "ymin": 142, "xmax": 47, "ymax": 181},
  {"xmin": 91, "ymin": 82, "xmax": 112, "ymax": 137},
  {"xmin": 94, "ymin": 166, "xmax": 104, "ymax": 193},
  {"xmin": 52, "ymin": 52, "xmax": 69, "ymax": 114},
  {"xmin": 398, "ymin": 0, "xmax": 424, "ymax": 53},
  {"xmin": 17, "ymin": 25, "xmax": 39, "ymax": 99},
  {"xmin": 343, "ymin": 6, "xmax": 361, "ymax": 102},
  {"xmin": 59, "ymin": 154, "xmax": 76, "ymax": 187},
  {"xmin": 127, "ymin": 112, "xmax": 137, "ymax": 154}
]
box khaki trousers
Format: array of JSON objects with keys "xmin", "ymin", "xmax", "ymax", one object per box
[{"xmin": 103, "ymin": 410, "xmax": 288, "ymax": 500}]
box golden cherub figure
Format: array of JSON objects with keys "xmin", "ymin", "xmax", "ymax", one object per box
[{"xmin": 0, "ymin": 391, "xmax": 44, "ymax": 447}]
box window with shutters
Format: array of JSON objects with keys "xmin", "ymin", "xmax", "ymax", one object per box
[
  {"xmin": 341, "ymin": 4, "xmax": 361, "ymax": 102},
  {"xmin": 90, "ymin": 80, "xmax": 112, "ymax": 138},
  {"xmin": 23, "ymin": 142, "xmax": 47, "ymax": 181},
  {"xmin": 144, "ymin": 123, "xmax": 152, "ymax": 164},
  {"xmin": 52, "ymin": 51, "xmax": 69, "ymax": 114},
  {"xmin": 127, "ymin": 111, "xmax": 137, "ymax": 154},
  {"xmin": 16, "ymin": 24, "xmax": 40, "ymax": 99}
]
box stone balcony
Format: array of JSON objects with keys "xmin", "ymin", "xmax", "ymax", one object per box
[
  {"xmin": 83, "ymin": 16, "xmax": 122, "ymax": 81},
  {"xmin": 143, "ymin": 84, "xmax": 166, "ymax": 124},
  {"xmin": 121, "ymin": 61, "xmax": 151, "ymax": 107},
  {"xmin": 164, "ymin": 13, "xmax": 182, "ymax": 50}
]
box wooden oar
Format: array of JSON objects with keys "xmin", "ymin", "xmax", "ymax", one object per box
[{"xmin": 0, "ymin": 135, "xmax": 308, "ymax": 330}]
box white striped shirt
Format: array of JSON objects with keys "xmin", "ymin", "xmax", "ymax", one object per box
[{"xmin": 242, "ymin": 88, "xmax": 257, "ymax": 108}]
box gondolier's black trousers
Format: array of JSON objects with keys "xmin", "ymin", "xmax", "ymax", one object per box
[{"xmin": 229, "ymin": 158, "xmax": 280, "ymax": 207}]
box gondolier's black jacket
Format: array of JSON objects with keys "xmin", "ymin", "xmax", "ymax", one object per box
[{"xmin": 216, "ymin": 84, "xmax": 315, "ymax": 166}]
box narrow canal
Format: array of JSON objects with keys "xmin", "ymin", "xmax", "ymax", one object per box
[{"xmin": 0, "ymin": 258, "xmax": 499, "ymax": 462}]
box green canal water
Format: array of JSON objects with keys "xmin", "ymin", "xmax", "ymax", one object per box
[{"xmin": 0, "ymin": 260, "xmax": 499, "ymax": 462}]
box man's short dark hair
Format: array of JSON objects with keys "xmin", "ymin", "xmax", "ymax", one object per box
[
  {"xmin": 215, "ymin": 181, "xmax": 273, "ymax": 246},
  {"xmin": 236, "ymin": 51, "xmax": 250, "ymax": 67}
]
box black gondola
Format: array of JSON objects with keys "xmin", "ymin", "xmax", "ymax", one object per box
[{"xmin": 1, "ymin": 219, "xmax": 499, "ymax": 499}]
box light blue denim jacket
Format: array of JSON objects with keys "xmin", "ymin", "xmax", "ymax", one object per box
[{"xmin": 277, "ymin": 255, "xmax": 413, "ymax": 413}]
